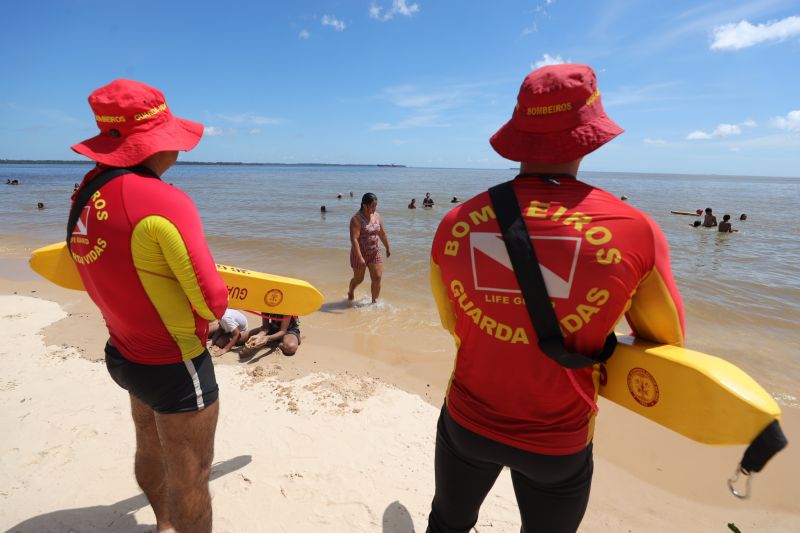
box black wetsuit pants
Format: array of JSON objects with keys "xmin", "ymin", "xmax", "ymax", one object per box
[{"xmin": 427, "ymin": 405, "xmax": 593, "ymax": 533}]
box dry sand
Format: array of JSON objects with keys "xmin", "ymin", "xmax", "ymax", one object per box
[{"xmin": 1, "ymin": 279, "xmax": 799, "ymax": 532}]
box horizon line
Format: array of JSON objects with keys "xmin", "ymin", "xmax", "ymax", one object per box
[{"xmin": 0, "ymin": 159, "xmax": 797, "ymax": 179}]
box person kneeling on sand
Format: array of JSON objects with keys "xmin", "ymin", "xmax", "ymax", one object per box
[
  {"xmin": 244, "ymin": 313, "xmax": 301, "ymax": 356},
  {"xmin": 208, "ymin": 309, "xmax": 251, "ymax": 356}
]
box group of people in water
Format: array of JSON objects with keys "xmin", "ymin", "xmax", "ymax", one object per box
[
  {"xmin": 408, "ymin": 192, "xmax": 459, "ymax": 208},
  {"xmin": 692, "ymin": 207, "xmax": 746, "ymax": 232}
]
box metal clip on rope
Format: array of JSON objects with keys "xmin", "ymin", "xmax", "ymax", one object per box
[{"xmin": 727, "ymin": 464, "xmax": 752, "ymax": 499}]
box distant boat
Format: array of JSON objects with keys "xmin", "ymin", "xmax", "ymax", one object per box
[{"xmin": 376, "ymin": 164, "xmax": 406, "ymax": 168}]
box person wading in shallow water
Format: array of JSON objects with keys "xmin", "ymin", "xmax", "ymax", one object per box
[
  {"xmin": 69, "ymin": 79, "xmax": 227, "ymax": 533},
  {"xmin": 427, "ymin": 64, "xmax": 685, "ymax": 533},
  {"xmin": 348, "ymin": 192, "xmax": 391, "ymax": 303}
]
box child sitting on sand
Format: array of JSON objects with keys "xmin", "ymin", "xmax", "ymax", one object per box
[
  {"xmin": 244, "ymin": 313, "xmax": 301, "ymax": 356},
  {"xmin": 208, "ymin": 309, "xmax": 250, "ymax": 356}
]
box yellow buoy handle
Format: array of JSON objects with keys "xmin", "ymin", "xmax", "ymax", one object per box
[{"xmin": 741, "ymin": 419, "xmax": 788, "ymax": 473}]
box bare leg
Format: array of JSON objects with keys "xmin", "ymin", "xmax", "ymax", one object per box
[
  {"xmin": 368, "ymin": 263, "xmax": 383, "ymax": 303},
  {"xmin": 155, "ymin": 400, "xmax": 220, "ymax": 533},
  {"xmin": 279, "ymin": 333, "xmax": 299, "ymax": 356},
  {"xmin": 130, "ymin": 396, "xmax": 173, "ymax": 532},
  {"xmin": 348, "ymin": 267, "xmax": 366, "ymax": 300}
]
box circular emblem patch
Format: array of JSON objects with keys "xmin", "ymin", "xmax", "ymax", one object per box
[
  {"xmin": 626, "ymin": 367, "xmax": 659, "ymax": 407},
  {"xmin": 264, "ymin": 289, "xmax": 284, "ymax": 307}
]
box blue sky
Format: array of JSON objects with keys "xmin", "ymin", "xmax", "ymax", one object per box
[{"xmin": 1, "ymin": 0, "xmax": 799, "ymax": 176}]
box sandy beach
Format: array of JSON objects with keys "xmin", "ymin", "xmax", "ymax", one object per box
[{"xmin": 1, "ymin": 273, "xmax": 799, "ymax": 532}]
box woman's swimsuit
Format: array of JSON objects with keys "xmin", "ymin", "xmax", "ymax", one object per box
[{"xmin": 350, "ymin": 210, "xmax": 383, "ymax": 268}]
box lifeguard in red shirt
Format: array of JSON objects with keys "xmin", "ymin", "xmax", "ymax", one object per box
[
  {"xmin": 427, "ymin": 65, "xmax": 685, "ymax": 533},
  {"xmin": 69, "ymin": 79, "xmax": 227, "ymax": 533}
]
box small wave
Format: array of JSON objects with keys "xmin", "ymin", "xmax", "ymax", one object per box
[
  {"xmin": 773, "ymin": 392, "xmax": 800, "ymax": 409},
  {"xmin": 350, "ymin": 297, "xmax": 398, "ymax": 312}
]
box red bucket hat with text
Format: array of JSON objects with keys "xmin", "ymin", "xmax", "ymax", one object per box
[
  {"xmin": 490, "ymin": 64, "xmax": 622, "ymax": 164},
  {"xmin": 71, "ymin": 79, "xmax": 203, "ymax": 167}
]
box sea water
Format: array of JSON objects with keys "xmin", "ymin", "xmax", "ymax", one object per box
[{"xmin": 1, "ymin": 164, "xmax": 798, "ymax": 405}]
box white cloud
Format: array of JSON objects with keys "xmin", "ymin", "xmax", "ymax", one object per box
[
  {"xmin": 602, "ymin": 81, "xmax": 683, "ymax": 108},
  {"xmin": 686, "ymin": 119, "xmax": 757, "ymax": 140},
  {"xmin": 370, "ymin": 81, "xmax": 496, "ymax": 131},
  {"xmin": 370, "ymin": 1, "xmax": 420, "ymax": 22},
  {"xmin": 299, "ymin": 30, "xmax": 310, "ymax": 39},
  {"xmin": 771, "ymin": 110, "xmax": 800, "ymax": 132},
  {"xmin": 217, "ymin": 112, "xmax": 282, "ymax": 125},
  {"xmin": 522, "ymin": 1, "xmax": 556, "ymax": 35},
  {"xmin": 644, "ymin": 138, "xmax": 667, "ymax": 145},
  {"xmin": 710, "ymin": 16, "xmax": 800, "ymax": 50},
  {"xmin": 204, "ymin": 126, "xmax": 225, "ymax": 137},
  {"xmin": 532, "ymin": 53, "xmax": 569, "ymax": 70},
  {"xmin": 249, "ymin": 128, "xmax": 262, "ymax": 135},
  {"xmin": 370, "ymin": 114, "xmax": 449, "ymax": 131},
  {"xmin": 713, "ymin": 123, "xmax": 742, "ymax": 137},
  {"xmin": 322, "ymin": 15, "xmax": 346, "ymax": 31},
  {"xmin": 687, "ymin": 130, "xmax": 712, "ymax": 140}
]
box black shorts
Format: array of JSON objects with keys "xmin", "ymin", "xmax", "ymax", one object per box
[
  {"xmin": 267, "ymin": 325, "xmax": 301, "ymax": 344},
  {"xmin": 105, "ymin": 342, "xmax": 219, "ymax": 413}
]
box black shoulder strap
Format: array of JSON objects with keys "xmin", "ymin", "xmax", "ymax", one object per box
[
  {"xmin": 488, "ymin": 179, "xmax": 616, "ymax": 369},
  {"xmin": 66, "ymin": 165, "xmax": 160, "ymax": 251}
]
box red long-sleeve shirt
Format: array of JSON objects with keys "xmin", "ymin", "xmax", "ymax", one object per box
[
  {"xmin": 70, "ymin": 166, "xmax": 228, "ymax": 364},
  {"xmin": 431, "ymin": 175, "xmax": 685, "ymax": 455}
]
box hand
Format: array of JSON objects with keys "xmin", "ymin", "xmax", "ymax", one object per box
[
  {"xmin": 245, "ymin": 333, "xmax": 268, "ymax": 350},
  {"xmin": 356, "ymin": 257, "xmax": 367, "ymax": 268},
  {"xmin": 210, "ymin": 346, "xmax": 222, "ymax": 357},
  {"xmin": 385, "ymin": 248, "xmax": 391, "ymax": 258}
]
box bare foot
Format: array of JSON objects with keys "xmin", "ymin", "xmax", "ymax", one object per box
[{"xmin": 347, "ymin": 291, "xmax": 354, "ymax": 301}]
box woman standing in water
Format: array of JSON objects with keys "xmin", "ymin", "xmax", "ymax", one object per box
[{"xmin": 348, "ymin": 192, "xmax": 391, "ymax": 303}]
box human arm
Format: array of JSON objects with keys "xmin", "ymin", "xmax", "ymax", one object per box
[
  {"xmin": 430, "ymin": 257, "xmax": 460, "ymax": 347},
  {"xmin": 378, "ymin": 215, "xmax": 391, "ymax": 257},
  {"xmin": 216, "ymin": 328, "xmax": 241, "ymax": 355},
  {"xmin": 625, "ymin": 218, "xmax": 686, "ymax": 346},
  {"xmin": 131, "ymin": 214, "xmax": 228, "ymax": 322},
  {"xmin": 245, "ymin": 316, "xmax": 291, "ymax": 349},
  {"xmin": 350, "ymin": 216, "xmax": 366, "ymax": 268}
]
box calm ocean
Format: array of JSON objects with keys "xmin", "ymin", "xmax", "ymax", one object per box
[{"xmin": 1, "ymin": 163, "xmax": 799, "ymax": 405}]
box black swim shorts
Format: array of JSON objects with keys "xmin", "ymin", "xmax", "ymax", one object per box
[{"xmin": 105, "ymin": 342, "xmax": 219, "ymax": 413}]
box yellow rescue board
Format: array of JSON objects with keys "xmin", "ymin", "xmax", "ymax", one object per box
[
  {"xmin": 29, "ymin": 242, "xmax": 324, "ymax": 316},
  {"xmin": 599, "ymin": 335, "xmax": 781, "ymax": 445}
]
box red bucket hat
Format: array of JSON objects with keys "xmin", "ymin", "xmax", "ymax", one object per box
[
  {"xmin": 490, "ymin": 64, "xmax": 622, "ymax": 164},
  {"xmin": 71, "ymin": 79, "xmax": 204, "ymax": 167}
]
